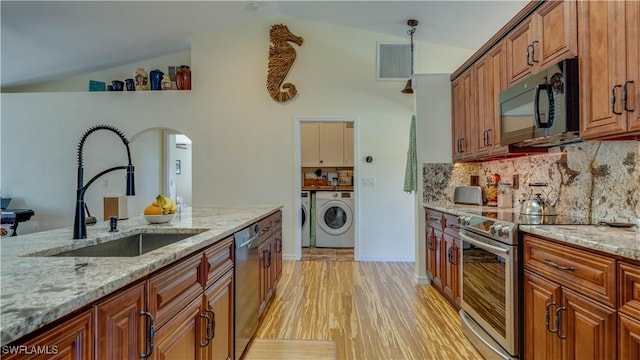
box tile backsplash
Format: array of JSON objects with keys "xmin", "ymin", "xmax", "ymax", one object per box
[{"xmin": 423, "ymin": 140, "xmax": 640, "ymax": 223}]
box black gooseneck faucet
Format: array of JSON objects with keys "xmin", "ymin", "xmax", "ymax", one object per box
[{"xmin": 73, "ymin": 125, "xmax": 135, "ymax": 239}]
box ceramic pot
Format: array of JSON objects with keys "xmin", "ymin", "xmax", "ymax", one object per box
[
  {"xmin": 150, "ymin": 69, "xmax": 164, "ymax": 91},
  {"xmin": 111, "ymin": 80, "xmax": 124, "ymax": 91},
  {"xmin": 134, "ymin": 68, "xmax": 150, "ymax": 91},
  {"xmin": 124, "ymin": 78, "xmax": 135, "ymax": 91},
  {"xmin": 161, "ymin": 75, "xmax": 172, "ymax": 90},
  {"xmin": 175, "ymin": 65, "xmax": 191, "ymax": 90}
]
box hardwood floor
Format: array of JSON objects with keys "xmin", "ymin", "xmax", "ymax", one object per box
[
  {"xmin": 251, "ymin": 260, "xmax": 483, "ymax": 360},
  {"xmin": 301, "ymin": 247, "xmax": 354, "ymax": 261}
]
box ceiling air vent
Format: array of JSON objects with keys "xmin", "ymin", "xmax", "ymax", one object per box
[{"xmin": 377, "ymin": 42, "xmax": 411, "ymax": 81}]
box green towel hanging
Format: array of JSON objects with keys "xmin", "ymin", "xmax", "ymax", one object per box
[{"xmin": 404, "ymin": 115, "xmax": 417, "ymax": 193}]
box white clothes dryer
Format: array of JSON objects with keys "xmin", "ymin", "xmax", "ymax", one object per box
[
  {"xmin": 301, "ymin": 191, "xmax": 311, "ymax": 247},
  {"xmin": 315, "ymin": 191, "xmax": 354, "ymax": 248}
]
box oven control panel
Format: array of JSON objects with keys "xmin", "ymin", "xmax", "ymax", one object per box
[{"xmin": 457, "ymin": 215, "xmax": 517, "ymax": 244}]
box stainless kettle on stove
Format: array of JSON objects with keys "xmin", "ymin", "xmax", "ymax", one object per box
[{"xmin": 519, "ymin": 183, "xmax": 558, "ymax": 216}]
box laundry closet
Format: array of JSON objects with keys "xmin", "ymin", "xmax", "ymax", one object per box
[{"xmin": 300, "ymin": 121, "xmax": 355, "ymax": 250}]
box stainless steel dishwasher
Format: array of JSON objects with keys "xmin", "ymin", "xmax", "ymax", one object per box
[{"xmin": 234, "ymin": 223, "xmax": 259, "ymax": 359}]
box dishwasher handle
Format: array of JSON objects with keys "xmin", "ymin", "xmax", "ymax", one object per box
[{"xmin": 236, "ymin": 235, "xmax": 258, "ymax": 248}]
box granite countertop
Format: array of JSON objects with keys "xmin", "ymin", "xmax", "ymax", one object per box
[
  {"xmin": 0, "ymin": 205, "xmax": 281, "ymax": 346},
  {"xmin": 424, "ymin": 202, "xmax": 640, "ymax": 261}
]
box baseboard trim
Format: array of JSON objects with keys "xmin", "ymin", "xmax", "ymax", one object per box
[{"xmin": 414, "ymin": 274, "xmax": 429, "ymax": 285}]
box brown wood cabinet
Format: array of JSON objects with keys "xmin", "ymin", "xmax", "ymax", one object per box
[
  {"xmin": 579, "ymin": 0, "xmax": 640, "ymax": 139},
  {"xmin": 153, "ymin": 296, "xmax": 205, "ymax": 360},
  {"xmin": 258, "ymin": 211, "xmax": 283, "ymax": 317},
  {"xmin": 95, "ymin": 283, "xmax": 146, "ymax": 359},
  {"xmin": 2, "ymin": 310, "xmax": 94, "ymax": 360},
  {"xmin": 424, "ymin": 208, "xmax": 460, "ymax": 307},
  {"xmin": 523, "ymin": 234, "xmax": 632, "ymax": 359},
  {"xmin": 451, "ymin": 69, "xmax": 477, "ymax": 161},
  {"xmin": 203, "ymin": 271, "xmax": 234, "ymax": 360},
  {"xmin": 506, "ymin": 0, "xmax": 577, "ymax": 85}
]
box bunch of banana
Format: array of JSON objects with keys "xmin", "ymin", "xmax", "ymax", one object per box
[{"xmin": 155, "ymin": 194, "xmax": 178, "ymax": 215}]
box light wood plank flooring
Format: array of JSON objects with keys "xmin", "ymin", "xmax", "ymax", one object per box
[
  {"xmin": 301, "ymin": 247, "xmax": 354, "ymax": 261},
  {"xmin": 251, "ymin": 260, "xmax": 483, "ymax": 360}
]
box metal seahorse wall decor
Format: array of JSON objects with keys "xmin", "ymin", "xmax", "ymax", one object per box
[{"xmin": 267, "ymin": 24, "xmax": 303, "ymax": 102}]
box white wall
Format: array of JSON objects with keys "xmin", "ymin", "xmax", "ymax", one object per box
[
  {"xmin": 175, "ymin": 143, "xmax": 193, "ymax": 206},
  {"xmin": 1, "ymin": 16, "xmax": 472, "ymax": 261}
]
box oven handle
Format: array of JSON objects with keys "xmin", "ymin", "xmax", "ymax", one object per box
[{"xmin": 460, "ymin": 230, "xmax": 509, "ymax": 255}]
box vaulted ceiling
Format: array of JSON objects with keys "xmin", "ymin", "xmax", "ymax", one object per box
[{"xmin": 1, "ymin": 1, "xmax": 528, "ymax": 88}]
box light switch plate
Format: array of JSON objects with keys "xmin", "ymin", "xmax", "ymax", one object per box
[{"xmin": 362, "ymin": 177, "xmax": 376, "ymax": 186}]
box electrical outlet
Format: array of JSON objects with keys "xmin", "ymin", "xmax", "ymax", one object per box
[
  {"xmin": 512, "ymin": 175, "xmax": 519, "ymax": 189},
  {"xmin": 362, "ymin": 177, "xmax": 376, "ymax": 186}
]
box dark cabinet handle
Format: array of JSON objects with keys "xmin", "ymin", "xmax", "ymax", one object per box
[
  {"xmin": 200, "ymin": 313, "xmax": 211, "ymax": 347},
  {"xmin": 140, "ymin": 311, "xmax": 155, "ymax": 359},
  {"xmin": 486, "ymin": 129, "xmax": 493, "ymax": 146},
  {"xmin": 612, "ymin": 85, "xmax": 623, "ymax": 115},
  {"xmin": 543, "ymin": 258, "xmax": 575, "ymax": 271},
  {"xmin": 267, "ymin": 249, "xmax": 272, "ymax": 268},
  {"xmin": 206, "ymin": 309, "xmax": 216, "ymax": 340},
  {"xmin": 427, "ymin": 235, "xmax": 433, "ymax": 251},
  {"xmin": 531, "ymin": 41, "xmax": 539, "ymax": 63},
  {"xmin": 545, "ymin": 302, "xmax": 557, "ymax": 334},
  {"xmin": 263, "ymin": 250, "xmax": 270, "ymax": 269},
  {"xmin": 555, "ymin": 306, "xmax": 567, "ymax": 339},
  {"xmin": 624, "ymin": 80, "xmax": 635, "ymax": 111}
]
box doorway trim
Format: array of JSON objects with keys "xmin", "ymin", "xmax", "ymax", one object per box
[{"xmin": 294, "ymin": 116, "xmax": 360, "ymax": 261}]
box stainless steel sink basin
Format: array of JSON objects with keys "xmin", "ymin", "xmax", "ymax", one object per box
[{"xmin": 51, "ymin": 231, "xmax": 204, "ymax": 257}]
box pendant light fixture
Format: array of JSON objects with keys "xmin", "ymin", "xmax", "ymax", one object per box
[{"xmin": 401, "ymin": 19, "xmax": 419, "ymax": 94}]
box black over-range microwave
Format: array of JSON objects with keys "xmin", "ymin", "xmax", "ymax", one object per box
[{"xmin": 499, "ymin": 58, "xmax": 580, "ymax": 147}]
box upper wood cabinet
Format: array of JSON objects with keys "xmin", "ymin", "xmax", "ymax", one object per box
[
  {"xmin": 506, "ymin": 0, "xmax": 577, "ymax": 85},
  {"xmin": 301, "ymin": 122, "xmax": 353, "ymax": 167},
  {"xmin": 579, "ymin": 0, "xmax": 640, "ymax": 139},
  {"xmin": 451, "ymin": 69, "xmax": 477, "ymax": 161}
]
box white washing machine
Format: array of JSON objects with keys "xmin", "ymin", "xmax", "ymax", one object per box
[
  {"xmin": 301, "ymin": 191, "xmax": 311, "ymax": 247},
  {"xmin": 315, "ymin": 191, "xmax": 354, "ymax": 248}
]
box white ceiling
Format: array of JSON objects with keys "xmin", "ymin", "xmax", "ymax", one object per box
[{"xmin": 1, "ymin": 0, "xmax": 528, "ymax": 88}]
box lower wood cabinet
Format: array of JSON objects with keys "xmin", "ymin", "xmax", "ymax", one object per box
[
  {"xmin": 154, "ymin": 296, "xmax": 205, "ymax": 360},
  {"xmin": 204, "ymin": 271, "xmax": 234, "ymax": 360},
  {"xmin": 95, "ymin": 283, "xmax": 146, "ymax": 359},
  {"xmin": 424, "ymin": 208, "xmax": 460, "ymax": 308},
  {"xmin": 523, "ymin": 233, "xmax": 640, "ymax": 360},
  {"xmin": 2, "ymin": 310, "xmax": 94, "ymax": 360},
  {"xmin": 258, "ymin": 212, "xmax": 283, "ymax": 318}
]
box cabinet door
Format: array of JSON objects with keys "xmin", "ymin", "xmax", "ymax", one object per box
[
  {"xmin": 474, "ymin": 55, "xmax": 493, "ymax": 158},
  {"xmin": 154, "ymin": 297, "xmax": 205, "ymax": 360},
  {"xmin": 442, "ymin": 234, "xmax": 460, "ymax": 305},
  {"xmin": 506, "ymin": 18, "xmax": 534, "ymax": 84},
  {"xmin": 258, "ymin": 238, "xmax": 272, "ymax": 316},
  {"xmin": 95, "ymin": 283, "xmax": 146, "ymax": 360},
  {"xmin": 343, "ymin": 122, "xmax": 354, "ymax": 166},
  {"xmin": 534, "ymin": 0, "xmax": 577, "ymax": 69},
  {"xmin": 627, "ymin": 0, "xmax": 640, "ymax": 133},
  {"xmin": 559, "ymin": 287, "xmax": 617, "ymax": 360},
  {"xmin": 432, "ymin": 228, "xmax": 443, "ymax": 289},
  {"xmin": 425, "ymin": 226, "xmax": 438, "ymax": 284},
  {"xmin": 488, "ymin": 41, "xmax": 509, "ymax": 156},
  {"xmin": 451, "ymin": 78, "xmax": 465, "ymax": 161},
  {"xmin": 204, "ymin": 236, "xmax": 234, "ymax": 289},
  {"xmin": 524, "ymin": 270, "xmax": 561, "ymax": 360},
  {"xmin": 460, "ymin": 69, "xmax": 477, "ymax": 160},
  {"xmin": 300, "ymin": 122, "xmax": 320, "ymax": 166},
  {"xmin": 619, "ymin": 313, "xmax": 640, "ymax": 360},
  {"xmin": 272, "ymin": 229, "xmax": 283, "ymax": 283},
  {"xmin": 204, "ymin": 271, "xmax": 234, "ymax": 360},
  {"xmin": 318, "ymin": 122, "xmax": 344, "ymax": 166},
  {"xmin": 579, "ymin": 0, "xmax": 628, "ymax": 139},
  {"xmin": 2, "ymin": 310, "xmax": 93, "ymax": 360}
]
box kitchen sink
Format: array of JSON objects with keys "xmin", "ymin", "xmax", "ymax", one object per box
[{"xmin": 50, "ymin": 230, "xmax": 205, "ymax": 257}]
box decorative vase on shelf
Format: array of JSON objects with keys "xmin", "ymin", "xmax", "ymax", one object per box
[
  {"xmin": 134, "ymin": 68, "xmax": 150, "ymax": 91},
  {"xmin": 124, "ymin": 78, "xmax": 135, "ymax": 91},
  {"xmin": 161, "ymin": 75, "xmax": 172, "ymax": 90},
  {"xmin": 175, "ymin": 65, "xmax": 191, "ymax": 90},
  {"xmin": 150, "ymin": 69, "xmax": 164, "ymax": 91}
]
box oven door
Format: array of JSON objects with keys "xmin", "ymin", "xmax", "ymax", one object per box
[{"xmin": 460, "ymin": 229, "xmax": 517, "ymax": 357}]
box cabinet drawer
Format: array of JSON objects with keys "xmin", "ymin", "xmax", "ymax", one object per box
[
  {"xmin": 425, "ymin": 208, "xmax": 444, "ymax": 230},
  {"xmin": 148, "ymin": 254, "xmax": 204, "ymax": 329},
  {"xmin": 619, "ymin": 262, "xmax": 640, "ymax": 320},
  {"xmin": 204, "ymin": 236, "xmax": 234, "ymax": 288},
  {"xmin": 258, "ymin": 211, "xmax": 282, "ymax": 242},
  {"xmin": 523, "ymin": 234, "xmax": 616, "ymax": 307}
]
